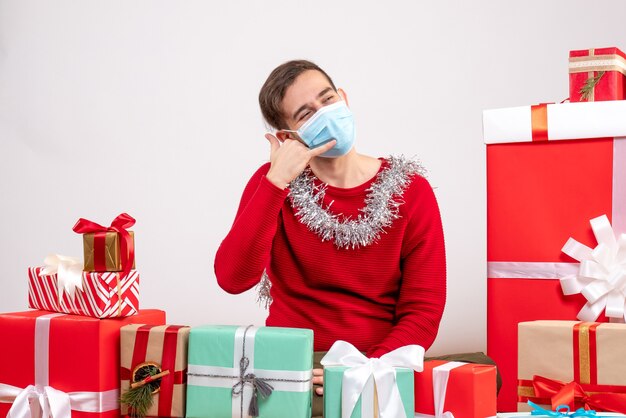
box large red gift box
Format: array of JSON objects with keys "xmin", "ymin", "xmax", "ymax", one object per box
[
  {"xmin": 28, "ymin": 266, "xmax": 140, "ymax": 318},
  {"xmin": 0, "ymin": 309, "xmax": 166, "ymax": 418},
  {"xmin": 414, "ymin": 360, "xmax": 497, "ymax": 418},
  {"xmin": 483, "ymin": 100, "xmax": 626, "ymax": 411},
  {"xmin": 569, "ymin": 47, "xmax": 626, "ymax": 102}
]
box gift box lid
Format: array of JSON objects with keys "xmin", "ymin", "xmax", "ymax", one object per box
[
  {"xmin": 483, "ymin": 101, "xmax": 626, "ymax": 144},
  {"xmin": 569, "ymin": 46, "xmax": 626, "ymax": 74}
]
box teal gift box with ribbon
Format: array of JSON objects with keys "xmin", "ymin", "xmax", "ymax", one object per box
[
  {"xmin": 186, "ymin": 325, "xmax": 313, "ymax": 418},
  {"xmin": 324, "ymin": 366, "xmax": 414, "ymax": 418},
  {"xmin": 322, "ymin": 341, "xmax": 424, "ymax": 418}
]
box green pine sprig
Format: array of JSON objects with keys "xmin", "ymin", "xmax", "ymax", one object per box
[
  {"xmin": 579, "ymin": 71, "xmax": 605, "ymax": 101},
  {"xmin": 120, "ymin": 365, "xmax": 161, "ymax": 418}
]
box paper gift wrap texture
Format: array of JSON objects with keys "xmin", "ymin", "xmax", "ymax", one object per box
[
  {"xmin": 414, "ymin": 360, "xmax": 497, "ymax": 418},
  {"xmin": 28, "ymin": 266, "xmax": 140, "ymax": 318},
  {"xmin": 518, "ymin": 321, "xmax": 626, "ymax": 414},
  {"xmin": 569, "ymin": 47, "xmax": 626, "ymax": 102},
  {"xmin": 186, "ymin": 325, "xmax": 313, "ymax": 418},
  {"xmin": 121, "ymin": 324, "xmax": 191, "ymax": 417},
  {"xmin": 483, "ymin": 100, "xmax": 626, "ymax": 411},
  {"xmin": 0, "ymin": 309, "xmax": 166, "ymax": 418}
]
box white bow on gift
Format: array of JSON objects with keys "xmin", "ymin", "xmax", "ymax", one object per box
[
  {"xmin": 320, "ymin": 340, "xmax": 424, "ymax": 418},
  {"xmin": 561, "ymin": 214, "xmax": 626, "ymax": 322},
  {"xmin": 39, "ymin": 254, "xmax": 84, "ymax": 300}
]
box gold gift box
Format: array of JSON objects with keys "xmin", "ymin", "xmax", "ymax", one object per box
[{"xmin": 82, "ymin": 230, "xmax": 135, "ymax": 272}]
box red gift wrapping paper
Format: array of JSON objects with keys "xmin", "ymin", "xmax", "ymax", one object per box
[
  {"xmin": 0, "ymin": 309, "xmax": 166, "ymax": 418},
  {"xmin": 569, "ymin": 47, "xmax": 626, "ymax": 102},
  {"xmin": 486, "ymin": 137, "xmax": 621, "ymax": 411},
  {"xmin": 28, "ymin": 266, "xmax": 140, "ymax": 318},
  {"xmin": 414, "ymin": 360, "xmax": 497, "ymax": 418}
]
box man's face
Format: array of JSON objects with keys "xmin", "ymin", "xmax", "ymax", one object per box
[{"xmin": 280, "ymin": 70, "xmax": 344, "ymax": 131}]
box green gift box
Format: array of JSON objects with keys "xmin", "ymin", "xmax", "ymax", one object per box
[
  {"xmin": 186, "ymin": 325, "xmax": 313, "ymax": 418},
  {"xmin": 324, "ymin": 366, "xmax": 414, "ymax": 418}
]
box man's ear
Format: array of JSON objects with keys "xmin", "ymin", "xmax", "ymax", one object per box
[
  {"xmin": 338, "ymin": 88, "xmax": 349, "ymax": 107},
  {"xmin": 275, "ymin": 131, "xmax": 289, "ymax": 142}
]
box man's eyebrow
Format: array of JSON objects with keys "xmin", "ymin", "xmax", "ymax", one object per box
[{"xmin": 292, "ymin": 87, "xmax": 335, "ymax": 121}]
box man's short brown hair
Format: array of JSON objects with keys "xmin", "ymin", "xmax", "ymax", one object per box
[{"xmin": 259, "ymin": 60, "xmax": 337, "ymax": 130}]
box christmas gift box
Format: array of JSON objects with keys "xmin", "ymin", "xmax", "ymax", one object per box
[
  {"xmin": 414, "ymin": 360, "xmax": 497, "ymax": 418},
  {"xmin": 321, "ymin": 341, "xmax": 423, "ymax": 418},
  {"xmin": 482, "ymin": 100, "xmax": 626, "ymax": 411},
  {"xmin": 517, "ymin": 321, "xmax": 626, "ymax": 414},
  {"xmin": 0, "ymin": 309, "xmax": 166, "ymax": 418},
  {"xmin": 569, "ymin": 47, "xmax": 626, "ymax": 102},
  {"xmin": 73, "ymin": 213, "xmax": 136, "ymax": 273},
  {"xmin": 28, "ymin": 262, "xmax": 140, "ymax": 318},
  {"xmin": 186, "ymin": 325, "xmax": 313, "ymax": 418},
  {"xmin": 120, "ymin": 324, "xmax": 190, "ymax": 418}
]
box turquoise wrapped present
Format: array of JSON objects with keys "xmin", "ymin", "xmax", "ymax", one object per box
[
  {"xmin": 321, "ymin": 341, "xmax": 423, "ymax": 418},
  {"xmin": 186, "ymin": 325, "xmax": 313, "ymax": 418}
]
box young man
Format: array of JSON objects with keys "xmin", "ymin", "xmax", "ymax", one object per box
[{"xmin": 214, "ymin": 60, "xmax": 447, "ymax": 416}]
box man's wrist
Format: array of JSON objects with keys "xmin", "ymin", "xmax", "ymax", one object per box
[{"xmin": 265, "ymin": 171, "xmax": 288, "ymax": 190}]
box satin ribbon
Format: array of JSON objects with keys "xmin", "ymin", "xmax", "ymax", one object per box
[
  {"xmin": 531, "ymin": 104, "xmax": 549, "ymax": 142},
  {"xmin": 39, "ymin": 254, "xmax": 84, "ymax": 300},
  {"xmin": 72, "ymin": 213, "xmax": 135, "ymax": 281},
  {"xmin": 531, "ymin": 375, "xmax": 626, "ymax": 414},
  {"xmin": 321, "ymin": 340, "xmax": 424, "ymax": 418},
  {"xmin": 0, "ymin": 313, "xmax": 120, "ymax": 418},
  {"xmin": 560, "ymin": 215, "xmax": 626, "ymax": 322},
  {"xmin": 414, "ymin": 362, "xmax": 467, "ymax": 418},
  {"xmin": 528, "ymin": 401, "xmax": 598, "ymax": 417}
]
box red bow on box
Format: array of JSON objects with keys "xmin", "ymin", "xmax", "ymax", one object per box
[
  {"xmin": 73, "ymin": 213, "xmax": 136, "ymax": 281},
  {"xmin": 532, "ymin": 375, "xmax": 626, "ymax": 414}
]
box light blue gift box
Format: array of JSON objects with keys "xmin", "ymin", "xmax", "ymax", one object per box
[
  {"xmin": 323, "ymin": 366, "xmax": 414, "ymax": 418},
  {"xmin": 186, "ymin": 325, "xmax": 313, "ymax": 418}
]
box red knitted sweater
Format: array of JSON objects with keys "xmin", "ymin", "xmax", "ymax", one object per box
[{"xmin": 214, "ymin": 158, "xmax": 446, "ymax": 357}]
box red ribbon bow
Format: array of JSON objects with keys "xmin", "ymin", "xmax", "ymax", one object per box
[
  {"xmin": 532, "ymin": 375, "xmax": 626, "ymax": 414},
  {"xmin": 72, "ymin": 213, "xmax": 136, "ymax": 281}
]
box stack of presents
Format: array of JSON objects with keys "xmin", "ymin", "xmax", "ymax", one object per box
[{"xmin": 1, "ymin": 46, "xmax": 625, "ymax": 418}]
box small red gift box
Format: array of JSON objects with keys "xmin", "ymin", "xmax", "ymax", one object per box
[
  {"xmin": 569, "ymin": 47, "xmax": 626, "ymax": 102},
  {"xmin": 414, "ymin": 360, "xmax": 497, "ymax": 418},
  {"xmin": 0, "ymin": 309, "xmax": 166, "ymax": 418},
  {"xmin": 483, "ymin": 100, "xmax": 626, "ymax": 411},
  {"xmin": 28, "ymin": 266, "xmax": 140, "ymax": 318}
]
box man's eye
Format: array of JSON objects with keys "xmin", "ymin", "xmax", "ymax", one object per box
[
  {"xmin": 299, "ymin": 111, "xmax": 311, "ymax": 121},
  {"xmin": 324, "ymin": 96, "xmax": 334, "ymax": 102}
]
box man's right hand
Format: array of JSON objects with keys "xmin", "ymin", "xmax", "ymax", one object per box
[{"xmin": 264, "ymin": 133, "xmax": 336, "ymax": 190}]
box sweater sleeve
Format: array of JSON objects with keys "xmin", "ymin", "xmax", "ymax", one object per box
[
  {"xmin": 214, "ymin": 163, "xmax": 289, "ymax": 294},
  {"xmin": 367, "ymin": 175, "xmax": 447, "ymax": 357}
]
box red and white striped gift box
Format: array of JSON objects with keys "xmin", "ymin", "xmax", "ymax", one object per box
[{"xmin": 28, "ymin": 266, "xmax": 140, "ymax": 318}]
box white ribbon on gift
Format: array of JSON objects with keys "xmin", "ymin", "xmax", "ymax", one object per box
[
  {"xmin": 187, "ymin": 325, "xmax": 313, "ymax": 418},
  {"xmin": 39, "ymin": 254, "xmax": 84, "ymax": 300},
  {"xmin": 413, "ymin": 362, "xmax": 467, "ymax": 418},
  {"xmin": 560, "ymin": 214, "xmax": 626, "ymax": 322},
  {"xmin": 0, "ymin": 313, "xmax": 119, "ymax": 418},
  {"xmin": 321, "ymin": 340, "xmax": 425, "ymax": 418}
]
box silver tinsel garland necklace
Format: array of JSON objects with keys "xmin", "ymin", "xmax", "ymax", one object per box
[{"xmin": 256, "ymin": 155, "xmax": 425, "ymax": 308}]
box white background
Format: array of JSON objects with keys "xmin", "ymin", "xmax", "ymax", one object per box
[{"xmin": 1, "ymin": 0, "xmax": 625, "ymax": 355}]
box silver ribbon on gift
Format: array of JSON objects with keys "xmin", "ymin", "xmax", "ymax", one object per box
[{"xmin": 187, "ymin": 325, "xmax": 313, "ymax": 418}]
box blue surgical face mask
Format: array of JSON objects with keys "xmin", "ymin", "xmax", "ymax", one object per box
[{"xmin": 286, "ymin": 100, "xmax": 356, "ymax": 158}]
